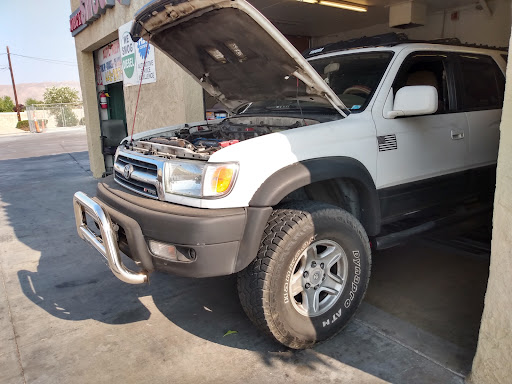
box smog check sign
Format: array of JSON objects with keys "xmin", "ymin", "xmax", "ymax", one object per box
[
  {"xmin": 118, "ymin": 21, "xmax": 157, "ymax": 86},
  {"xmin": 121, "ymin": 30, "xmax": 136, "ymax": 79},
  {"xmin": 70, "ymin": 0, "xmax": 131, "ymax": 37}
]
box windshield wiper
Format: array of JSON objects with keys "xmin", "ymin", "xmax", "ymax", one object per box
[{"xmin": 264, "ymin": 106, "xmax": 338, "ymax": 113}]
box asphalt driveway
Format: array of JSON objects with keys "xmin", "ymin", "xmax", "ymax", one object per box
[{"xmin": 0, "ymin": 129, "xmax": 487, "ymax": 383}]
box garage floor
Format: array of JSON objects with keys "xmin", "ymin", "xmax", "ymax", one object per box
[{"xmin": 0, "ymin": 129, "xmax": 490, "ymax": 384}]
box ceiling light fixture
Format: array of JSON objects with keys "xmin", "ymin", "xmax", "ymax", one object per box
[
  {"xmin": 319, "ymin": 1, "xmax": 368, "ymax": 12},
  {"xmin": 297, "ymin": 0, "xmax": 368, "ymax": 13}
]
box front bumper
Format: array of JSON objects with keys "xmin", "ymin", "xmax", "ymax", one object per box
[
  {"xmin": 73, "ymin": 192, "xmax": 149, "ymax": 284},
  {"xmin": 73, "ymin": 176, "xmax": 271, "ymax": 284}
]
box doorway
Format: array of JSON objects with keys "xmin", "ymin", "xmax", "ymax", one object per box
[{"xmin": 105, "ymin": 81, "xmax": 127, "ymax": 129}]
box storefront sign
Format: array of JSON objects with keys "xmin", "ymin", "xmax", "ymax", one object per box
[
  {"xmin": 70, "ymin": 8, "xmax": 87, "ymax": 36},
  {"xmin": 70, "ymin": 0, "xmax": 131, "ymax": 37},
  {"xmin": 118, "ymin": 21, "xmax": 157, "ymax": 87},
  {"xmin": 96, "ymin": 40, "xmax": 123, "ymax": 85}
]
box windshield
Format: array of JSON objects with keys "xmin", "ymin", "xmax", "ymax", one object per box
[
  {"xmin": 310, "ymin": 51, "xmax": 394, "ymax": 112},
  {"xmin": 239, "ymin": 51, "xmax": 393, "ymax": 116}
]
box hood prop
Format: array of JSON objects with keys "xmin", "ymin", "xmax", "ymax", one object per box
[{"xmin": 130, "ymin": 33, "xmax": 152, "ymax": 143}]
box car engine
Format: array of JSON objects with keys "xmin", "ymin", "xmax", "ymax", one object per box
[{"xmin": 124, "ymin": 116, "xmax": 319, "ymax": 160}]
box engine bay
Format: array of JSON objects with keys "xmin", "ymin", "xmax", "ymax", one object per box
[{"xmin": 124, "ymin": 116, "xmax": 319, "ymax": 160}]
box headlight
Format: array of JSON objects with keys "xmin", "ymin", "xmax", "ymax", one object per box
[
  {"xmin": 163, "ymin": 161, "xmax": 238, "ymax": 198},
  {"xmin": 163, "ymin": 160, "xmax": 206, "ymax": 197}
]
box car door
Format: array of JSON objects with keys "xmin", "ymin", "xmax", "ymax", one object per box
[
  {"xmin": 456, "ymin": 53, "xmax": 505, "ymax": 170},
  {"xmin": 372, "ymin": 50, "xmax": 469, "ymax": 223}
]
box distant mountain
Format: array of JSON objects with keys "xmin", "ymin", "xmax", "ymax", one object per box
[{"xmin": 0, "ymin": 81, "xmax": 82, "ymax": 105}]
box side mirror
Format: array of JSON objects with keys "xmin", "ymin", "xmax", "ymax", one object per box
[{"xmin": 385, "ymin": 86, "xmax": 438, "ymax": 119}]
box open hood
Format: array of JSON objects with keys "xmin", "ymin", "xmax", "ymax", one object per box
[{"xmin": 131, "ymin": 0, "xmax": 349, "ymax": 116}]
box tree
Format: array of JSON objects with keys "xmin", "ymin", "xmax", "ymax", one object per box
[
  {"xmin": 43, "ymin": 86, "xmax": 80, "ymax": 127},
  {"xmin": 25, "ymin": 98, "xmax": 43, "ymax": 106},
  {"xmin": 0, "ymin": 96, "xmax": 15, "ymax": 113},
  {"xmin": 43, "ymin": 86, "xmax": 80, "ymax": 104},
  {"xmin": 55, "ymin": 107, "xmax": 79, "ymax": 127}
]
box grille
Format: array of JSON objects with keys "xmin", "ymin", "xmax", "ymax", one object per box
[{"xmin": 114, "ymin": 153, "xmax": 160, "ymax": 199}]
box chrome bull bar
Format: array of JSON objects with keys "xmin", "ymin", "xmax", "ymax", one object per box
[{"xmin": 73, "ymin": 191, "xmax": 148, "ymax": 284}]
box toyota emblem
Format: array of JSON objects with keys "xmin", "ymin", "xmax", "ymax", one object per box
[{"xmin": 123, "ymin": 164, "xmax": 134, "ymax": 179}]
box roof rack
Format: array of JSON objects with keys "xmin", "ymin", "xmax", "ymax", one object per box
[{"xmin": 303, "ymin": 32, "xmax": 508, "ymax": 58}]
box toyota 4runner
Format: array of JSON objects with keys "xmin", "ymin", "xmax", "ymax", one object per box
[{"xmin": 73, "ymin": 0, "xmax": 506, "ymax": 349}]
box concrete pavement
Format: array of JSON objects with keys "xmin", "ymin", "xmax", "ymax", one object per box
[{"xmin": 0, "ymin": 129, "xmax": 485, "ymax": 383}]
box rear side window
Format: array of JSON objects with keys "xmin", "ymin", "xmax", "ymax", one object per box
[{"xmin": 458, "ymin": 54, "xmax": 505, "ymax": 111}]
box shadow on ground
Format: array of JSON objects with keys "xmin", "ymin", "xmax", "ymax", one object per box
[{"xmin": 1, "ymin": 151, "xmax": 489, "ymax": 383}]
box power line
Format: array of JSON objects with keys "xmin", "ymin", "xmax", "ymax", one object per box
[
  {"xmin": 12, "ymin": 53, "xmax": 76, "ymax": 64},
  {"xmin": 9, "ymin": 53, "xmax": 78, "ymax": 66}
]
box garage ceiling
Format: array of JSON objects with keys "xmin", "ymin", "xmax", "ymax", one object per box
[{"xmin": 249, "ymin": 0, "xmax": 485, "ymax": 36}]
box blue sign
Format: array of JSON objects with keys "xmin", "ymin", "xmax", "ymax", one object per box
[{"xmin": 137, "ymin": 39, "xmax": 150, "ymax": 59}]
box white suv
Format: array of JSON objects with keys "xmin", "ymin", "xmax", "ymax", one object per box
[{"xmin": 73, "ymin": 0, "xmax": 506, "ymax": 349}]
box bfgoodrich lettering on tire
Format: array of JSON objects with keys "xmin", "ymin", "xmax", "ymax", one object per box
[{"xmin": 237, "ymin": 201, "xmax": 371, "ymax": 349}]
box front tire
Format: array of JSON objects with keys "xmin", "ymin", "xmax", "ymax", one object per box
[{"xmin": 237, "ymin": 201, "xmax": 371, "ymax": 349}]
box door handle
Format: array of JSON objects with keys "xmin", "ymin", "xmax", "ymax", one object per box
[{"xmin": 451, "ymin": 130, "xmax": 465, "ymax": 140}]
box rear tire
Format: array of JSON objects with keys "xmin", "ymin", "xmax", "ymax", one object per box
[{"xmin": 237, "ymin": 201, "xmax": 371, "ymax": 349}]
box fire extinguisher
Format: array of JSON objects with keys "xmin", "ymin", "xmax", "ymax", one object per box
[{"xmin": 99, "ymin": 91, "xmax": 108, "ymax": 110}]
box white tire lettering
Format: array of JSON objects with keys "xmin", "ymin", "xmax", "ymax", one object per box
[
  {"xmin": 344, "ymin": 250, "xmax": 362, "ymax": 309},
  {"xmin": 323, "ymin": 309, "xmax": 342, "ymax": 327},
  {"xmin": 284, "ymin": 237, "xmax": 314, "ymax": 304}
]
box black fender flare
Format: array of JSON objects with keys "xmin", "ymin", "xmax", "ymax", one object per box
[{"xmin": 249, "ymin": 157, "xmax": 381, "ymax": 236}]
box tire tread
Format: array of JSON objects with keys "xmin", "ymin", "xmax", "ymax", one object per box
[{"xmin": 237, "ymin": 201, "xmax": 371, "ymax": 349}]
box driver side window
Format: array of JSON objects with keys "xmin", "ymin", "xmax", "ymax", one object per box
[{"xmin": 393, "ymin": 52, "xmax": 453, "ymax": 114}]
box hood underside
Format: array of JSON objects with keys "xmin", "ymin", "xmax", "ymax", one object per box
[{"xmin": 131, "ymin": 0, "xmax": 349, "ymax": 115}]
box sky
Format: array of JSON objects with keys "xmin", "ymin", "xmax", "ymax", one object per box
[{"xmin": 0, "ymin": 0, "xmax": 80, "ymax": 85}]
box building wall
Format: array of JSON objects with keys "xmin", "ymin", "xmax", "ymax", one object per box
[
  {"xmin": 70, "ymin": 0, "xmax": 204, "ymax": 177},
  {"xmin": 468, "ymin": 26, "xmax": 512, "ymax": 384},
  {"xmin": 313, "ymin": 0, "xmax": 511, "ymax": 48},
  {"xmin": 124, "ymin": 53, "xmax": 204, "ymax": 136}
]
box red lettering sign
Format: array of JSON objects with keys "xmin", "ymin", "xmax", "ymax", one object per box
[
  {"xmin": 101, "ymin": 41, "xmax": 121, "ymax": 60},
  {"xmin": 82, "ymin": 0, "xmax": 93, "ymax": 22},
  {"xmin": 71, "ymin": 0, "xmax": 130, "ymax": 36},
  {"xmin": 93, "ymin": 0, "xmax": 100, "ymax": 15},
  {"xmin": 70, "ymin": 10, "xmax": 83, "ymax": 33}
]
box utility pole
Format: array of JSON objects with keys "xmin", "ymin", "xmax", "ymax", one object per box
[{"xmin": 6, "ymin": 46, "xmax": 21, "ymax": 122}]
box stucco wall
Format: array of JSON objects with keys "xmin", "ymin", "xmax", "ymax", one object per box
[
  {"xmin": 313, "ymin": 0, "xmax": 511, "ymax": 48},
  {"xmin": 0, "ymin": 112, "xmax": 28, "ymax": 132},
  {"xmin": 124, "ymin": 51, "xmax": 204, "ymax": 136},
  {"xmin": 468, "ymin": 27, "xmax": 512, "ymax": 384},
  {"xmin": 70, "ymin": 0, "xmax": 204, "ymax": 177}
]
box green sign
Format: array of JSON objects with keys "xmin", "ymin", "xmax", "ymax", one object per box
[{"xmin": 121, "ymin": 31, "xmax": 136, "ymax": 79}]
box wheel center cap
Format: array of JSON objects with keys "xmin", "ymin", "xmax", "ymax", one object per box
[{"xmin": 309, "ymin": 267, "xmax": 323, "ymax": 284}]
